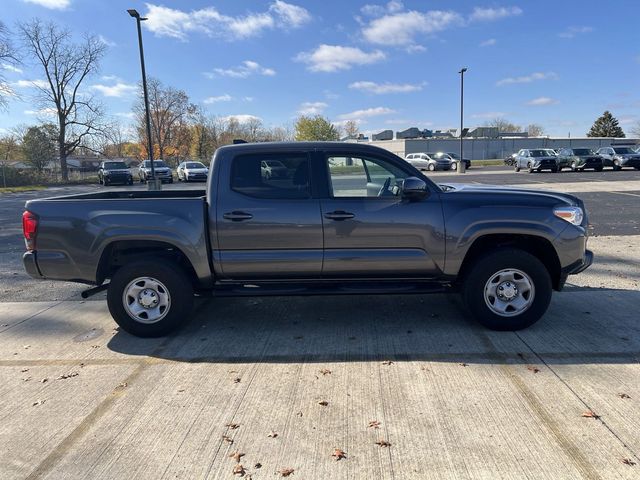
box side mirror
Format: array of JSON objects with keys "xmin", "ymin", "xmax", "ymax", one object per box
[{"xmin": 402, "ymin": 177, "xmax": 428, "ymax": 201}]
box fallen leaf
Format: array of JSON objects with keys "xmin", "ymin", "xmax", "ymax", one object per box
[
  {"xmin": 621, "ymin": 458, "xmax": 636, "ymax": 466},
  {"xmin": 581, "ymin": 410, "xmax": 600, "ymax": 419},
  {"xmin": 233, "ymin": 377, "xmax": 241, "ymax": 383},
  {"xmin": 21, "ymin": 368, "xmax": 29, "ymax": 373},
  {"xmin": 177, "ymin": 389, "xmax": 185, "ymax": 393},
  {"xmin": 40, "ymin": 377, "xmax": 49, "ymax": 383},
  {"xmin": 232, "ymin": 463, "xmax": 245, "ymax": 476},
  {"xmin": 32, "ymin": 399, "xmax": 45, "ymax": 406},
  {"xmin": 222, "ymin": 435, "xmax": 234, "ymax": 444},
  {"xmin": 318, "ymin": 400, "xmax": 329, "ymax": 406},
  {"xmin": 267, "ymin": 431, "xmax": 278, "ymax": 438},
  {"xmin": 254, "ymin": 463, "xmax": 262, "ymax": 469},
  {"xmin": 331, "ymin": 448, "xmax": 347, "ymax": 461},
  {"xmin": 381, "ymin": 360, "xmax": 394, "ymax": 366},
  {"xmin": 375, "ymin": 439, "xmax": 391, "ymax": 447},
  {"xmin": 226, "ymin": 423, "xmax": 240, "ymax": 430},
  {"xmin": 319, "ymin": 368, "xmax": 332, "ymax": 375},
  {"xmin": 279, "ymin": 467, "xmax": 295, "ymax": 477},
  {"xmin": 91, "ymin": 345, "xmax": 100, "ymax": 349},
  {"xmin": 368, "ymin": 420, "xmax": 381, "ymax": 429},
  {"xmin": 459, "ymin": 363, "xmax": 469, "ymax": 367},
  {"xmin": 229, "ymin": 451, "xmax": 245, "ymax": 462},
  {"xmin": 296, "ymin": 411, "xmax": 303, "ymax": 417},
  {"xmin": 527, "ymin": 366, "xmax": 540, "ymax": 374},
  {"xmin": 57, "ymin": 372, "xmax": 79, "ymax": 380},
  {"xmin": 23, "ymin": 345, "xmax": 30, "ymax": 349},
  {"xmin": 22, "ymin": 377, "xmax": 31, "ymax": 382},
  {"xmin": 618, "ymin": 393, "xmax": 631, "ymax": 399},
  {"xmin": 117, "ymin": 382, "xmax": 128, "ymax": 389}
]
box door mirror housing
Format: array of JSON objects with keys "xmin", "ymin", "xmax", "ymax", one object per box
[{"xmin": 402, "ymin": 177, "xmax": 428, "ymax": 201}]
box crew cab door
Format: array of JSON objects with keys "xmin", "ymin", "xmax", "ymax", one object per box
[
  {"xmin": 215, "ymin": 151, "xmax": 322, "ymax": 279},
  {"xmin": 319, "ymin": 151, "xmax": 445, "ymax": 277}
]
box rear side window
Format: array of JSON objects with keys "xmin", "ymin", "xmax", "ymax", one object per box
[{"xmin": 231, "ymin": 154, "xmax": 310, "ymax": 199}]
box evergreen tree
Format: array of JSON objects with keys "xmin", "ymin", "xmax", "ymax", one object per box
[{"xmin": 587, "ymin": 111, "xmax": 625, "ymax": 138}]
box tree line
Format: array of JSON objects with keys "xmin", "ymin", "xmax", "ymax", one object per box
[{"xmin": 0, "ymin": 19, "xmax": 636, "ymax": 181}]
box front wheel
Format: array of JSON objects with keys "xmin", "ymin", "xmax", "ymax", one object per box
[
  {"xmin": 514, "ymin": 165, "xmax": 521, "ymax": 172},
  {"xmin": 528, "ymin": 163, "xmax": 535, "ymax": 173},
  {"xmin": 428, "ymin": 163, "xmax": 436, "ymax": 171},
  {"xmin": 613, "ymin": 160, "xmax": 622, "ymax": 171},
  {"xmin": 107, "ymin": 260, "xmax": 194, "ymax": 337},
  {"xmin": 451, "ymin": 162, "xmax": 458, "ymax": 171},
  {"xmin": 461, "ymin": 249, "xmax": 552, "ymax": 331}
]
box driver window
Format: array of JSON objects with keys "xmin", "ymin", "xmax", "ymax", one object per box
[{"xmin": 326, "ymin": 155, "xmax": 408, "ymax": 198}]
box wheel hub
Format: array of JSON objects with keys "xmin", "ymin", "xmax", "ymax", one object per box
[
  {"xmin": 138, "ymin": 288, "xmax": 159, "ymax": 308},
  {"xmin": 496, "ymin": 281, "xmax": 518, "ymax": 301}
]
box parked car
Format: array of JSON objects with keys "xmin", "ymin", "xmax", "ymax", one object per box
[
  {"xmin": 98, "ymin": 161, "xmax": 133, "ymax": 186},
  {"xmin": 23, "ymin": 141, "xmax": 592, "ymax": 337},
  {"xmin": 260, "ymin": 160, "xmax": 289, "ymax": 179},
  {"xmin": 556, "ymin": 148, "xmax": 603, "ymax": 172},
  {"xmin": 405, "ymin": 152, "xmax": 452, "ymax": 171},
  {"xmin": 177, "ymin": 161, "xmax": 209, "ymax": 182},
  {"xmin": 138, "ymin": 160, "xmax": 173, "ymax": 183},
  {"xmin": 504, "ymin": 153, "xmax": 517, "ymax": 166},
  {"xmin": 595, "ymin": 146, "xmax": 640, "ymax": 170},
  {"xmin": 438, "ymin": 152, "xmax": 471, "ymax": 170},
  {"xmin": 514, "ymin": 149, "xmax": 559, "ymax": 173}
]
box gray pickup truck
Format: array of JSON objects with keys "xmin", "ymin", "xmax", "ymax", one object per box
[{"xmin": 22, "ymin": 142, "xmax": 592, "ymax": 337}]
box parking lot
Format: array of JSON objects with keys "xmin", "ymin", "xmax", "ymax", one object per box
[{"xmin": 1, "ymin": 167, "xmax": 639, "ymax": 479}]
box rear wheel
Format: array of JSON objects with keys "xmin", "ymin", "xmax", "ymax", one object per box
[
  {"xmin": 514, "ymin": 165, "xmax": 520, "ymax": 172},
  {"xmin": 570, "ymin": 161, "xmax": 577, "ymax": 172},
  {"xmin": 107, "ymin": 260, "xmax": 194, "ymax": 337},
  {"xmin": 461, "ymin": 249, "xmax": 552, "ymax": 331},
  {"xmin": 428, "ymin": 163, "xmax": 436, "ymax": 171},
  {"xmin": 451, "ymin": 162, "xmax": 458, "ymax": 171},
  {"xmin": 595, "ymin": 167, "xmax": 603, "ymax": 172}
]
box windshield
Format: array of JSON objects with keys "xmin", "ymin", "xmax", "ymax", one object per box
[
  {"xmin": 613, "ymin": 147, "xmax": 635, "ymax": 154},
  {"xmin": 185, "ymin": 162, "xmax": 205, "ymax": 168},
  {"xmin": 572, "ymin": 149, "xmax": 593, "ymax": 156},
  {"xmin": 446, "ymin": 152, "xmax": 460, "ymax": 159},
  {"xmin": 104, "ymin": 162, "xmax": 127, "ymax": 170},
  {"xmin": 143, "ymin": 160, "xmax": 168, "ymax": 168},
  {"xmin": 530, "ymin": 150, "xmax": 551, "ymax": 157}
]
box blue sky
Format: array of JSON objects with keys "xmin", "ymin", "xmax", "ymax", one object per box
[{"xmin": 1, "ymin": 0, "xmax": 639, "ymax": 137}]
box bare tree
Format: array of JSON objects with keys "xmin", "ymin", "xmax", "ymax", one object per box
[
  {"xmin": 342, "ymin": 119, "xmax": 359, "ymax": 138},
  {"xmin": 134, "ymin": 77, "xmax": 192, "ymax": 162},
  {"xmin": 629, "ymin": 121, "xmax": 640, "ymax": 138},
  {"xmin": 0, "ymin": 21, "xmax": 19, "ymax": 110},
  {"xmin": 526, "ymin": 123, "xmax": 545, "ymax": 137},
  {"xmin": 19, "ymin": 19, "xmax": 107, "ymax": 180},
  {"xmin": 486, "ymin": 118, "xmax": 522, "ymax": 133}
]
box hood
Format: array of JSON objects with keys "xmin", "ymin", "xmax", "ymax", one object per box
[{"xmin": 438, "ymin": 182, "xmax": 580, "ymax": 207}]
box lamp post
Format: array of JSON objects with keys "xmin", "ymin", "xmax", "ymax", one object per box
[
  {"xmin": 458, "ymin": 67, "xmax": 467, "ymax": 174},
  {"xmin": 127, "ymin": 8, "xmax": 159, "ymax": 190}
]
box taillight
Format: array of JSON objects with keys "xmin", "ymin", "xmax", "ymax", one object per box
[{"xmin": 22, "ymin": 211, "xmax": 38, "ymax": 251}]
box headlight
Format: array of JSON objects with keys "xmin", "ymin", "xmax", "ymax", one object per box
[{"xmin": 554, "ymin": 206, "xmax": 583, "ymax": 226}]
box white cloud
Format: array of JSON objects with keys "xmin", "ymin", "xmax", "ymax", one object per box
[
  {"xmin": 361, "ymin": 1, "xmax": 404, "ymax": 16},
  {"xmin": 22, "ymin": 0, "xmax": 70, "ymax": 10},
  {"xmin": 1, "ymin": 63, "xmax": 23, "ymax": 74},
  {"xmin": 11, "ymin": 79, "xmax": 48, "ymax": 89},
  {"xmin": 295, "ymin": 45, "xmax": 385, "ymax": 72},
  {"xmin": 98, "ymin": 35, "xmax": 116, "ymax": 47},
  {"xmin": 297, "ymin": 102, "xmax": 328, "ymax": 115},
  {"xmin": 203, "ymin": 94, "xmax": 232, "ymax": 104},
  {"xmin": 405, "ymin": 44, "xmax": 427, "ymax": 53},
  {"xmin": 24, "ymin": 107, "xmax": 57, "ymax": 116},
  {"xmin": 558, "ymin": 26, "xmax": 593, "ymax": 39},
  {"xmin": 221, "ymin": 114, "xmax": 262, "ymax": 124},
  {"xmin": 143, "ymin": 1, "xmax": 311, "ymax": 41},
  {"xmin": 496, "ymin": 71, "xmax": 558, "ymax": 86},
  {"xmin": 338, "ymin": 107, "xmax": 396, "ymax": 121},
  {"xmin": 349, "ymin": 81, "xmax": 425, "ymax": 94},
  {"xmin": 527, "ymin": 97, "xmax": 558, "ymax": 106},
  {"xmin": 90, "ymin": 82, "xmax": 137, "ymax": 97},
  {"xmin": 362, "ymin": 10, "xmax": 463, "ymax": 46},
  {"xmin": 115, "ymin": 112, "xmax": 136, "ymax": 119},
  {"xmin": 479, "ymin": 38, "xmax": 496, "ymax": 47},
  {"xmin": 206, "ymin": 60, "xmax": 276, "ymax": 78},
  {"xmin": 469, "ymin": 6, "xmax": 522, "ymax": 22}
]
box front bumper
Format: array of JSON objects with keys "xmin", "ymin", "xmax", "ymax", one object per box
[
  {"xmin": 621, "ymin": 157, "xmax": 640, "ymax": 168},
  {"xmin": 565, "ymin": 249, "xmax": 594, "ymax": 275},
  {"xmin": 104, "ymin": 174, "xmax": 132, "ymax": 184}
]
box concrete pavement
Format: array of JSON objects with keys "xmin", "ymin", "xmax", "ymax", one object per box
[{"xmin": 0, "ymin": 235, "xmax": 639, "ymax": 479}]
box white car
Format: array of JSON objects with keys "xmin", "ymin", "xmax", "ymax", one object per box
[
  {"xmin": 404, "ymin": 153, "xmax": 452, "ymax": 171},
  {"xmin": 177, "ymin": 161, "xmax": 209, "ymax": 182}
]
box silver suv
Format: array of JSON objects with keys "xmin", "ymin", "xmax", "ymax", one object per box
[
  {"xmin": 405, "ymin": 152, "xmax": 452, "ymax": 171},
  {"xmin": 595, "ymin": 147, "xmax": 640, "ymax": 171}
]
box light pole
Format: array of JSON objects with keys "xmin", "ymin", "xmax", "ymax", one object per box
[
  {"xmin": 128, "ymin": 8, "xmax": 159, "ymax": 190},
  {"xmin": 458, "ymin": 67, "xmax": 467, "ymax": 174}
]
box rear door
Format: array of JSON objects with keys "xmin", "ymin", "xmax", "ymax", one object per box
[
  {"xmin": 215, "ymin": 151, "xmax": 323, "ymax": 280},
  {"xmin": 318, "ymin": 151, "xmax": 445, "ymax": 277}
]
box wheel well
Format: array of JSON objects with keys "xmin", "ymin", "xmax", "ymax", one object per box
[
  {"xmin": 96, "ymin": 240, "xmax": 199, "ymax": 287},
  {"xmin": 458, "ymin": 234, "xmax": 562, "ymax": 290}
]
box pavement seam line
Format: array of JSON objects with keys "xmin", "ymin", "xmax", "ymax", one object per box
[
  {"xmin": 0, "ymin": 301, "xmax": 63, "ymax": 333},
  {"xmin": 515, "ymin": 332, "xmax": 640, "ymax": 464}
]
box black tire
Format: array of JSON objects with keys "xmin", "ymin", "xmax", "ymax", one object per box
[
  {"xmin": 451, "ymin": 162, "xmax": 458, "ymax": 171},
  {"xmin": 528, "ymin": 163, "xmax": 534, "ymax": 173},
  {"xmin": 107, "ymin": 260, "xmax": 194, "ymax": 337},
  {"xmin": 613, "ymin": 160, "xmax": 622, "ymax": 171},
  {"xmin": 551, "ymin": 167, "xmax": 558, "ymax": 173},
  {"xmin": 428, "ymin": 163, "xmax": 435, "ymax": 171},
  {"xmin": 104, "ymin": 178, "xmax": 110, "ymax": 186},
  {"xmin": 461, "ymin": 249, "xmax": 552, "ymax": 331},
  {"xmin": 514, "ymin": 166, "xmax": 520, "ymax": 172},
  {"xmin": 128, "ymin": 178, "xmax": 133, "ymax": 185},
  {"xmin": 595, "ymin": 167, "xmax": 603, "ymax": 172},
  {"xmin": 570, "ymin": 161, "xmax": 577, "ymax": 172}
]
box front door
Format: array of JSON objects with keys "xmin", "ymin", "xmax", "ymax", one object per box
[
  {"xmin": 320, "ymin": 152, "xmax": 445, "ymax": 278},
  {"xmin": 215, "ymin": 152, "xmax": 322, "ymax": 280}
]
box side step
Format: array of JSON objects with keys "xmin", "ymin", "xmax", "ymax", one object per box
[{"xmin": 209, "ymin": 280, "xmax": 451, "ymax": 298}]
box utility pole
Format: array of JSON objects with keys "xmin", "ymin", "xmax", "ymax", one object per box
[{"xmin": 458, "ymin": 67, "xmax": 467, "ymax": 174}]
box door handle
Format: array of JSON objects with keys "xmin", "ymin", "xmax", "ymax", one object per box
[
  {"xmin": 223, "ymin": 211, "xmax": 253, "ymax": 221},
  {"xmin": 324, "ymin": 210, "xmax": 355, "ymax": 221}
]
